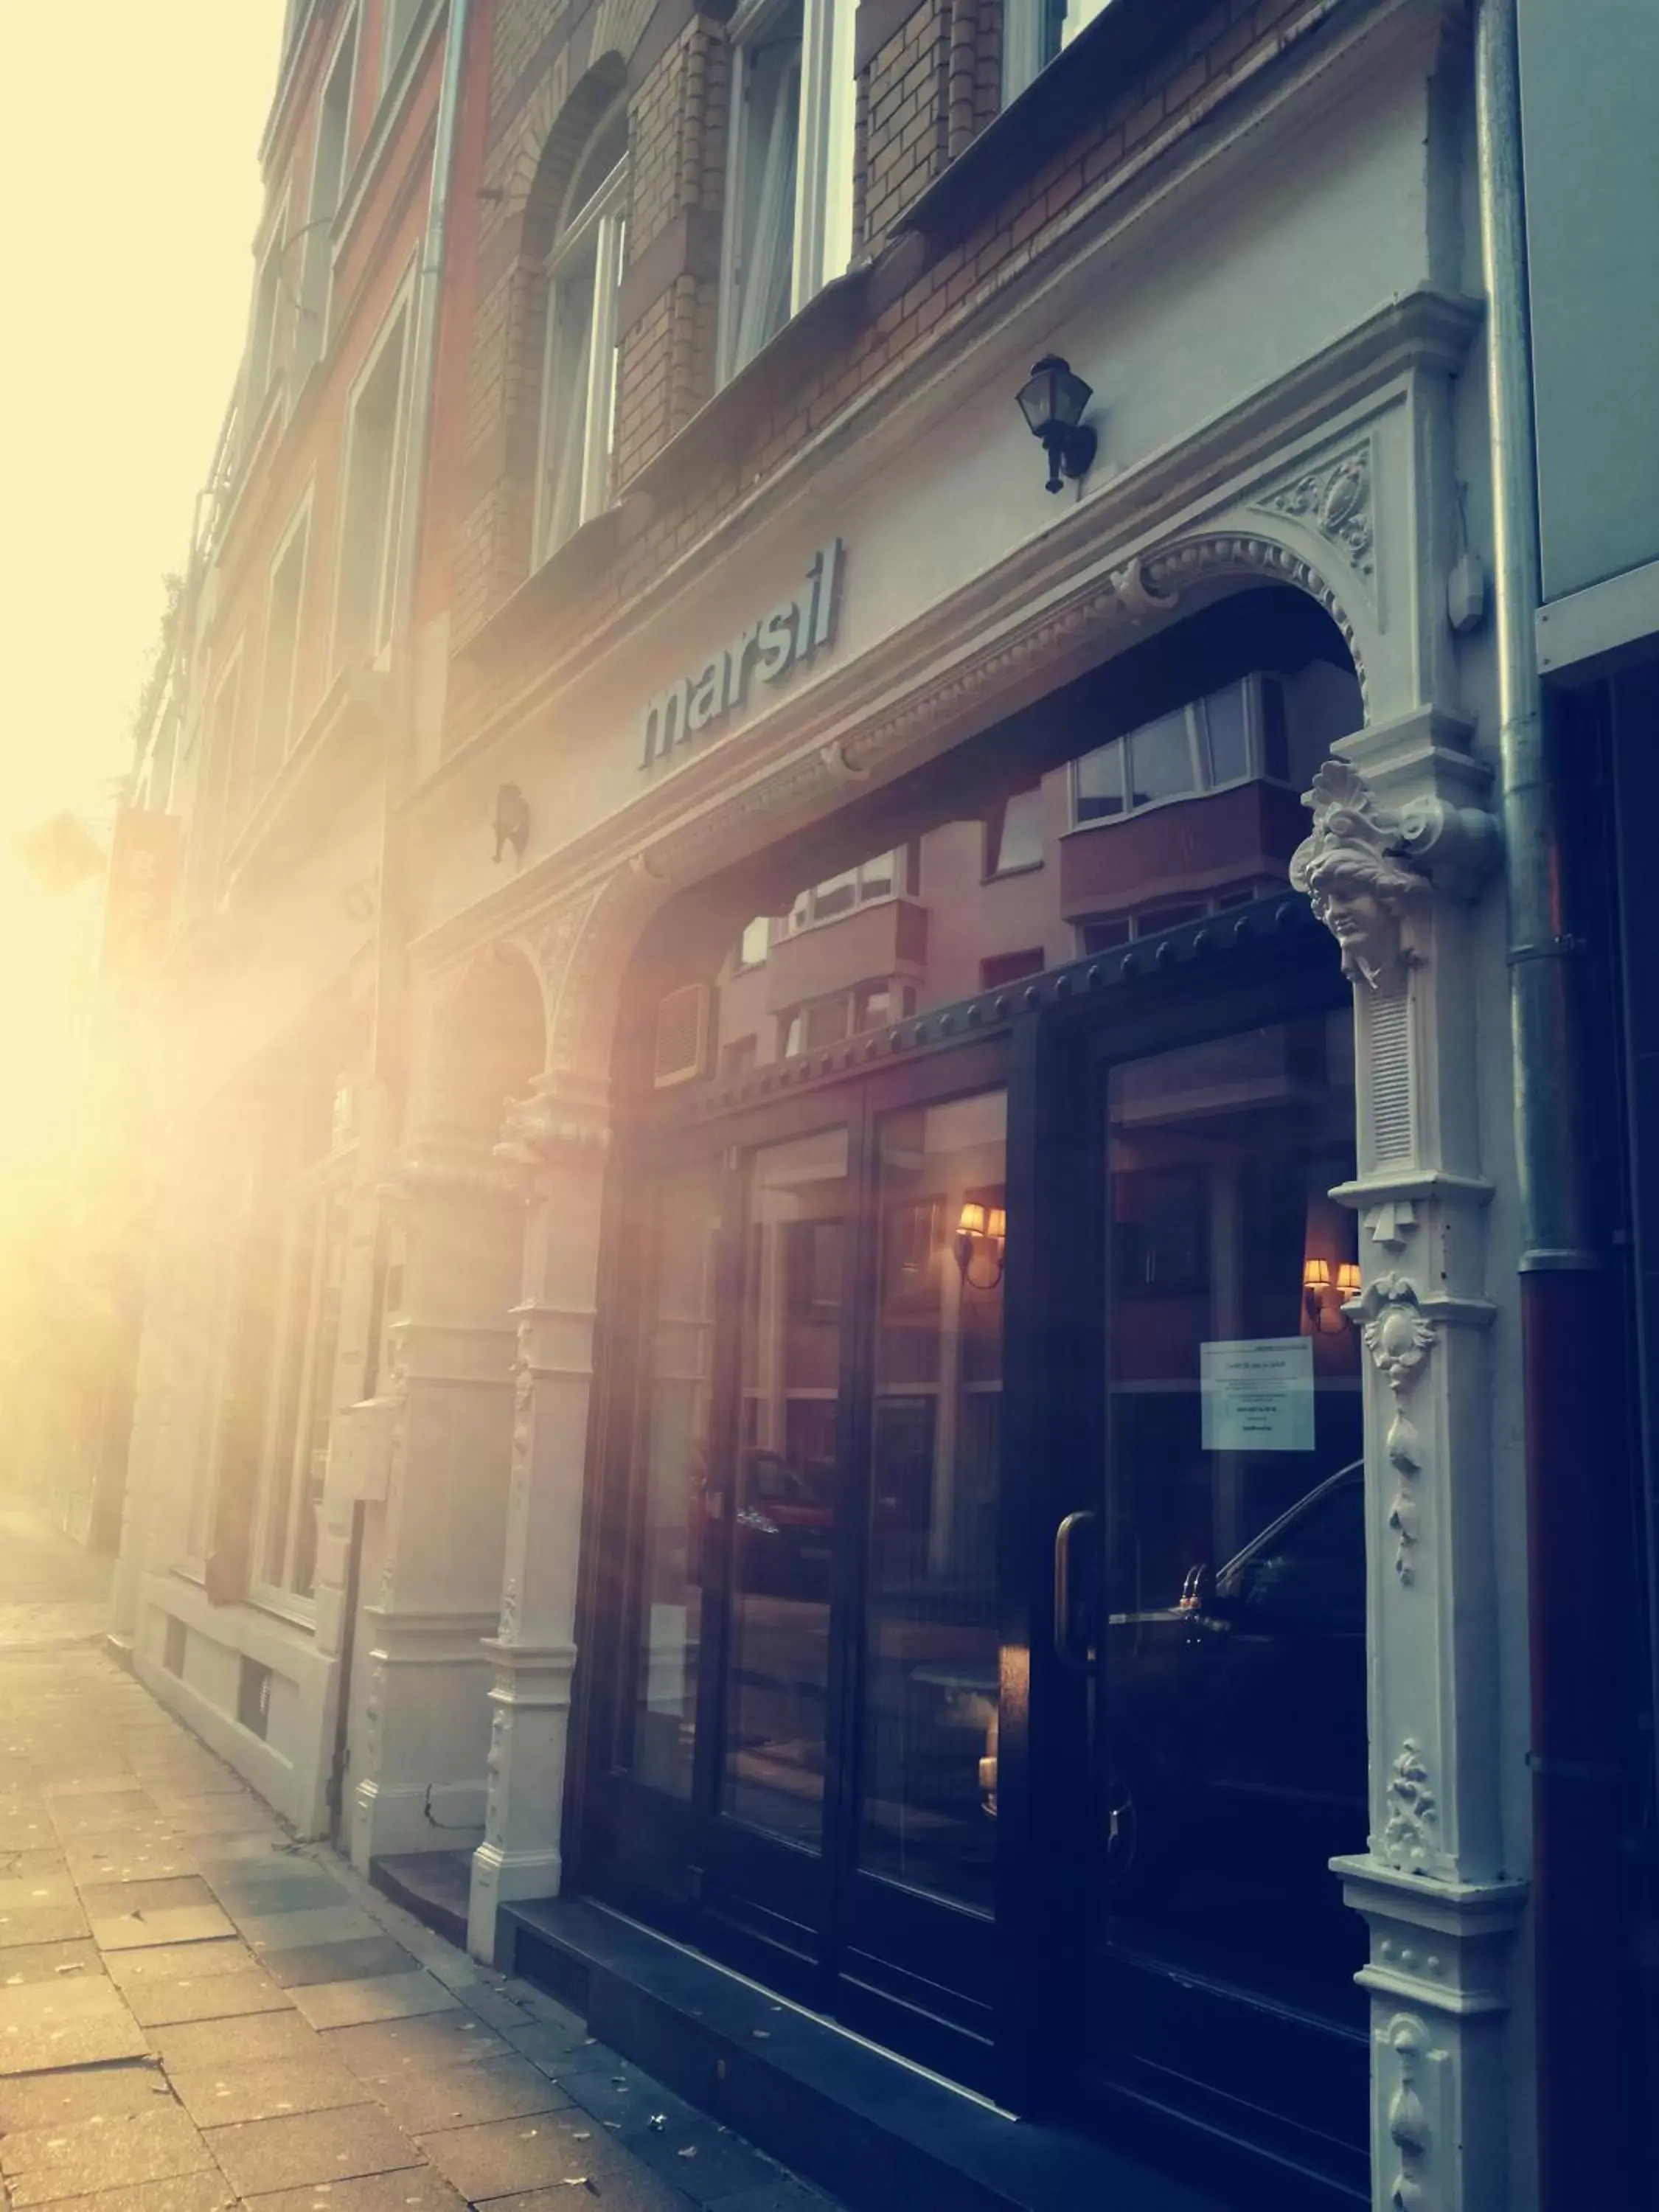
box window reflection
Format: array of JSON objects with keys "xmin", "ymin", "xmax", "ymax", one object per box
[
  {"xmin": 627, "ymin": 1162, "xmax": 721, "ymax": 1795},
  {"xmin": 722, "ymin": 1127, "xmax": 851, "ymax": 1844},
  {"xmin": 860, "ymin": 1091, "xmax": 1006, "ymax": 1913},
  {"xmin": 1101, "ymin": 1012, "xmax": 1365, "ymax": 2023}
]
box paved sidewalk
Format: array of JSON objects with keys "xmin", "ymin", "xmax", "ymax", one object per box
[{"xmin": 0, "ymin": 1505, "xmax": 840, "ymax": 2212}]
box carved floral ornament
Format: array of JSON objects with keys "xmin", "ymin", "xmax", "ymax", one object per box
[
  {"xmin": 1357, "ymin": 1271, "xmax": 1436, "ymax": 1585},
  {"xmin": 1385, "ymin": 2011, "xmax": 1437, "ymax": 2211},
  {"xmin": 1382, "ymin": 1737, "xmax": 1441, "ymax": 1875}
]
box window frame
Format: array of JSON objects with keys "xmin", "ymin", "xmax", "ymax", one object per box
[
  {"xmin": 379, "ymin": 0, "xmax": 425, "ymax": 93},
  {"xmin": 248, "ymin": 1157, "xmax": 352, "ymax": 1618},
  {"xmin": 717, "ymin": 0, "xmax": 855, "ymax": 386},
  {"xmin": 1069, "ymin": 675, "xmax": 1278, "ymax": 830},
  {"xmin": 532, "ymin": 121, "xmax": 630, "ymax": 568},
  {"xmin": 254, "ymin": 492, "xmax": 314, "ymax": 795},
  {"xmin": 328, "ymin": 271, "xmax": 415, "ymax": 678},
  {"xmin": 245, "ymin": 190, "xmax": 293, "ymax": 427},
  {"xmin": 786, "ymin": 849, "xmax": 907, "ymax": 934},
  {"xmin": 294, "ymin": 6, "xmax": 360, "ymax": 385},
  {"xmin": 1001, "ymin": 0, "xmax": 1117, "ymax": 105}
]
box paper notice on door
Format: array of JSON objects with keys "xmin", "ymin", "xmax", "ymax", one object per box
[{"xmin": 1200, "ymin": 1337, "xmax": 1316, "ymax": 1453}]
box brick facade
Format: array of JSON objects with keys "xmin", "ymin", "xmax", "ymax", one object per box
[{"xmin": 443, "ymin": 0, "xmax": 1325, "ymax": 751}]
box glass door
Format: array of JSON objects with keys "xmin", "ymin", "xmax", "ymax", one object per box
[{"xmin": 1070, "ymin": 1006, "xmax": 1370, "ymax": 2195}]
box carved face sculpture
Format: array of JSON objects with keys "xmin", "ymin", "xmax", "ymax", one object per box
[{"xmin": 1295, "ymin": 846, "xmax": 1418, "ymax": 989}]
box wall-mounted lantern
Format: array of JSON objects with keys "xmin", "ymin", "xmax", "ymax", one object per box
[
  {"xmin": 1016, "ymin": 355, "xmax": 1097, "ymax": 494},
  {"xmin": 956, "ymin": 1200, "xmax": 1007, "ymax": 1290}
]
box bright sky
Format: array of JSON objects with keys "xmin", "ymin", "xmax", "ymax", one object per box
[{"xmin": 0, "ymin": 2, "xmax": 285, "ymax": 1180}]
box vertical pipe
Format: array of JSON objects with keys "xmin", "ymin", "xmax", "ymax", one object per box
[{"xmin": 1475, "ymin": 3, "xmax": 1627, "ymax": 2202}]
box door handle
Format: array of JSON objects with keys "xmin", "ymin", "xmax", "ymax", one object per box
[{"xmin": 1054, "ymin": 1509, "xmax": 1098, "ymax": 1674}]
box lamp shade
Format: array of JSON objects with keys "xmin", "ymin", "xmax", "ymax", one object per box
[
  {"xmin": 1337, "ymin": 1262, "xmax": 1363, "ymax": 1296},
  {"xmin": 959, "ymin": 1202, "xmax": 987, "ymax": 1238},
  {"xmin": 1017, "ymin": 355, "xmax": 1092, "ymax": 437},
  {"xmin": 1302, "ymin": 1256, "xmax": 1332, "ymax": 1290}
]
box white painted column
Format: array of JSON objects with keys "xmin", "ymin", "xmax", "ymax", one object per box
[
  {"xmin": 1291, "ymin": 720, "xmax": 1527, "ymax": 2212},
  {"xmin": 347, "ymin": 1133, "xmax": 522, "ymax": 1871},
  {"xmin": 469, "ymin": 1072, "xmax": 611, "ymax": 1960}
]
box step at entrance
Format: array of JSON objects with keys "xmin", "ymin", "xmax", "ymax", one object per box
[{"xmin": 501, "ymin": 1896, "xmax": 1228, "ymax": 2212}]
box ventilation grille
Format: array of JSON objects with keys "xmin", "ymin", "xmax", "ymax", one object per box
[
  {"xmin": 653, "ymin": 984, "xmax": 710, "ymax": 1090},
  {"xmin": 1368, "ymin": 990, "xmax": 1412, "ymax": 1162}
]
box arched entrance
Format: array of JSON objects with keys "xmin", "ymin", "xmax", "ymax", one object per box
[{"xmin": 562, "ymin": 582, "xmax": 1373, "ymax": 2198}]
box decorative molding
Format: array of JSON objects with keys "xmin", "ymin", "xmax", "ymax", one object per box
[
  {"xmin": 1358, "ymin": 1271, "xmax": 1436, "ymax": 1583},
  {"xmin": 1256, "ymin": 439, "xmax": 1375, "ymax": 590},
  {"xmin": 1384, "ymin": 2012, "xmax": 1438, "ymax": 2211},
  {"xmin": 1366, "ymin": 1197, "xmax": 1419, "ymax": 1251},
  {"xmin": 1291, "ymin": 759, "xmax": 1502, "ymax": 987},
  {"xmin": 1382, "ymin": 1738, "xmax": 1441, "ymax": 1874}
]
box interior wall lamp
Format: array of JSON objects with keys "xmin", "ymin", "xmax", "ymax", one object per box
[
  {"xmin": 956, "ymin": 1201, "xmax": 1007, "ymax": 1290},
  {"xmin": 1016, "ymin": 355, "xmax": 1097, "ymax": 494},
  {"xmin": 1303, "ymin": 1256, "xmax": 1362, "ymax": 1332}
]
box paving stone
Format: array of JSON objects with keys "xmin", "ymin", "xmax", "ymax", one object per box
[
  {"xmin": 240, "ymin": 2170, "xmax": 468, "ymax": 2212},
  {"xmin": 92, "ymin": 1905, "xmax": 237, "ymax": 1952},
  {"xmin": 169, "ymin": 2055, "xmax": 371, "ymax": 2126},
  {"xmin": 1, "ymin": 2104, "xmax": 212, "ymax": 2202},
  {"xmin": 632, "ymin": 2120, "xmax": 782, "ymax": 2206},
  {"xmin": 0, "ymin": 2060, "xmax": 173, "ymax": 2130},
  {"xmin": 370, "ymin": 2052, "xmax": 571, "ymax": 2132},
  {"xmin": 0, "ymin": 1938, "xmax": 102, "ymax": 1985},
  {"xmin": 202, "ymin": 1873, "xmax": 344, "ymax": 1917},
  {"xmin": 462, "ymin": 2113, "xmax": 686, "ymax": 2212},
  {"xmin": 125, "ymin": 1964, "xmax": 293, "ymax": 2027},
  {"xmin": 262, "ymin": 1936, "xmax": 420, "ymax": 1989},
  {"xmin": 151, "ymin": 2009, "xmax": 330, "ymax": 2071},
  {"xmin": 555, "ymin": 2062, "xmax": 698, "ymax": 2137},
  {"xmin": 324, "ymin": 2010, "xmax": 513, "ymax": 2079},
  {"xmin": 0, "ymin": 1902, "xmax": 91, "ymax": 1946},
  {"xmin": 0, "ymin": 1809, "xmax": 58, "ymax": 1852},
  {"xmin": 291, "ymin": 1971, "xmax": 459, "ymax": 2031},
  {"xmin": 66, "ymin": 1845, "xmax": 201, "ymax": 1886},
  {"xmin": 108, "ymin": 1940, "xmax": 262, "ymax": 1987},
  {"xmin": 237, "ymin": 1905, "xmax": 383, "ymax": 1953},
  {"xmin": 48, "ymin": 1793, "xmax": 161, "ymax": 1838},
  {"xmin": 167, "ymin": 1799, "xmax": 286, "ymax": 1837},
  {"xmin": 78, "ymin": 1877, "xmax": 220, "ymax": 1919},
  {"xmin": 712, "ymin": 2184, "xmax": 843, "ymax": 2212},
  {"xmin": 15, "ymin": 2174, "xmax": 237, "ymax": 2212},
  {"xmin": 0, "ymin": 1975, "xmax": 150, "ymax": 2073},
  {"xmin": 205, "ymin": 2101, "xmax": 421, "ymax": 2194},
  {"xmin": 416, "ymin": 2110, "xmax": 601, "ymax": 2200},
  {"xmin": 502, "ymin": 2017, "xmax": 600, "ymax": 2072}
]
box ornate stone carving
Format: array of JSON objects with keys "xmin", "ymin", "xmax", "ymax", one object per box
[
  {"xmin": 1382, "ymin": 1739, "xmax": 1440, "ymax": 1873},
  {"xmin": 495, "ymin": 1082, "xmax": 611, "ymax": 1178},
  {"xmin": 1357, "ymin": 1273, "xmax": 1436, "ymax": 1582},
  {"xmin": 1291, "ymin": 759, "xmax": 1502, "ymax": 987},
  {"xmin": 1258, "ymin": 442, "xmax": 1375, "ymax": 583},
  {"xmin": 484, "ymin": 1708, "xmax": 508, "ymax": 1848},
  {"xmin": 1290, "ymin": 763, "xmax": 1425, "ymax": 990},
  {"xmin": 1365, "ymin": 1197, "xmax": 1419, "ymax": 1252},
  {"xmin": 1385, "ymin": 2013, "xmax": 1436, "ymax": 2209}
]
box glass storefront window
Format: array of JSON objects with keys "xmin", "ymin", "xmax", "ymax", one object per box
[
  {"xmin": 627, "ymin": 1161, "xmax": 723, "ymax": 1795},
  {"xmin": 722, "ymin": 1126, "xmax": 852, "ymax": 1843},
  {"xmin": 860, "ymin": 1091, "xmax": 1006, "ymax": 1913}
]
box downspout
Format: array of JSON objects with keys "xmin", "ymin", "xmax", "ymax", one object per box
[
  {"xmin": 328, "ymin": 0, "xmax": 473, "ymax": 1829},
  {"xmin": 1475, "ymin": 3, "xmax": 1625, "ymax": 2202},
  {"xmin": 372, "ymin": 0, "xmax": 473, "ymax": 1102}
]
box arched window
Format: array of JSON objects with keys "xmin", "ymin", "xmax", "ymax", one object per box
[{"xmin": 533, "ymin": 102, "xmax": 629, "ymax": 563}]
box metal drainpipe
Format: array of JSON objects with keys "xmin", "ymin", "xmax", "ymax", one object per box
[
  {"xmin": 1475, "ymin": 2, "xmax": 1627, "ymax": 2202},
  {"xmin": 371, "ymin": 0, "xmax": 473, "ymax": 1099}
]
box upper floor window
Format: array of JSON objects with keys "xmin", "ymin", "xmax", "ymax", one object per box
[
  {"xmin": 1003, "ymin": 0, "xmax": 1117, "ymax": 103},
  {"xmin": 985, "ymin": 782, "xmax": 1044, "ymax": 876},
  {"xmin": 333, "ymin": 292, "xmax": 411, "ymax": 672},
  {"xmin": 719, "ymin": 0, "xmax": 855, "ymax": 383},
  {"xmin": 1073, "ymin": 677, "xmax": 1283, "ymax": 825},
  {"xmin": 534, "ymin": 106, "xmax": 628, "ymax": 563},
  {"xmin": 253, "ymin": 501, "xmax": 312, "ymax": 798},
  {"xmin": 246, "ymin": 201, "xmax": 291, "ymax": 422},
  {"xmin": 380, "ymin": 0, "xmax": 423, "ymax": 89},
  {"xmin": 787, "ymin": 849, "xmax": 905, "ymax": 931},
  {"xmin": 293, "ymin": 10, "xmax": 358, "ymax": 386}
]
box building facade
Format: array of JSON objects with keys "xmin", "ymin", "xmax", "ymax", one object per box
[{"xmin": 111, "ymin": 1, "xmax": 1655, "ymax": 2208}]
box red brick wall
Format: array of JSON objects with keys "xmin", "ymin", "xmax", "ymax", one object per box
[{"xmin": 445, "ymin": 0, "xmax": 1326, "ymax": 745}]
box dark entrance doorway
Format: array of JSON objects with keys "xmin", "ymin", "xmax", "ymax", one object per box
[{"xmin": 570, "ymin": 592, "xmax": 1371, "ymax": 2205}]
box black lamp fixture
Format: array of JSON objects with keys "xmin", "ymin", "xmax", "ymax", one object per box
[
  {"xmin": 493, "ymin": 783, "xmax": 531, "ymax": 864},
  {"xmin": 1017, "ymin": 354, "xmax": 1096, "ymax": 494}
]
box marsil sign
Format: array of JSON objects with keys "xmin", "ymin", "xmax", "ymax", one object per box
[{"xmin": 639, "ymin": 540, "xmax": 844, "ymax": 769}]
